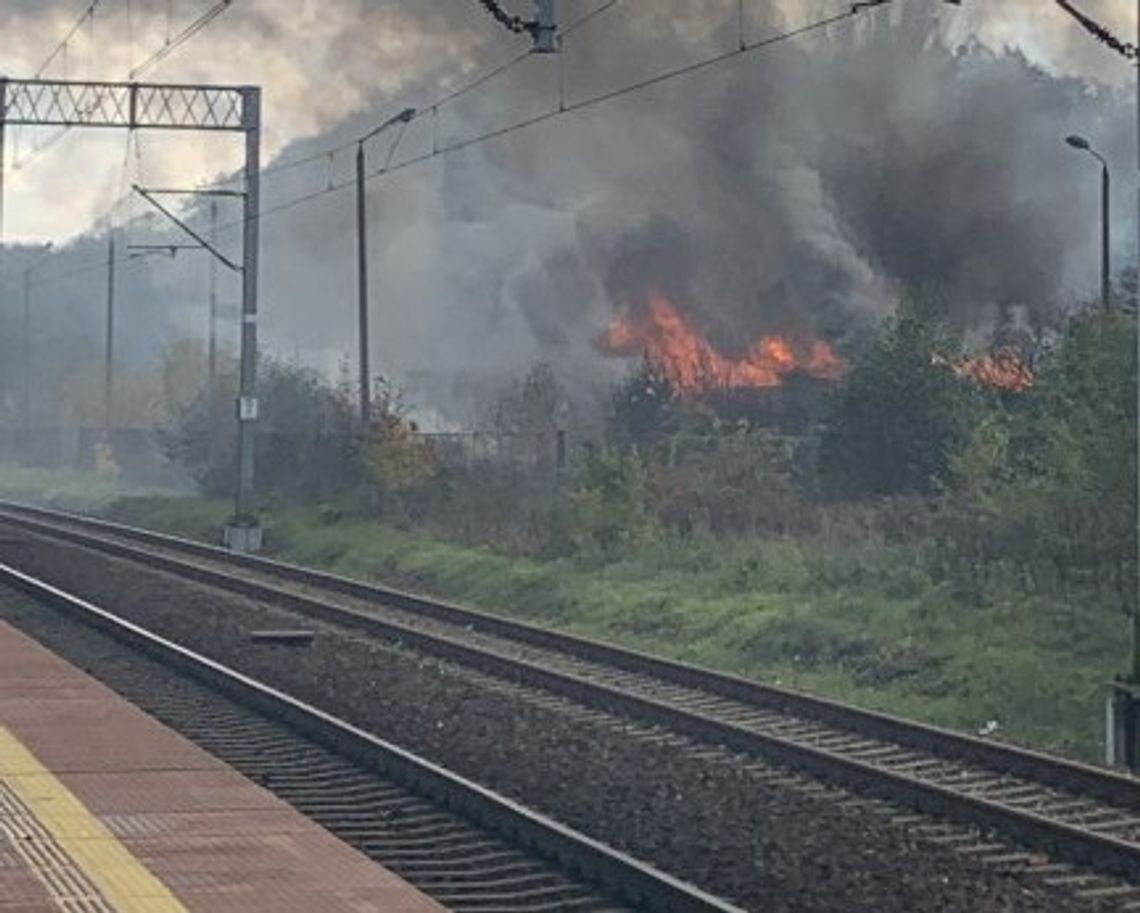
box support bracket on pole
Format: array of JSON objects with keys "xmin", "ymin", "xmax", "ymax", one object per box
[{"xmin": 133, "ymin": 185, "xmax": 242, "ymax": 272}]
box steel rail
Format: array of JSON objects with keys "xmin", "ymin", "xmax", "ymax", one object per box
[
  {"xmin": 2, "ymin": 503, "xmax": 1140, "ymax": 883},
  {"xmin": 0, "ymin": 500, "xmax": 1135, "ymax": 804},
  {"xmin": 0, "ymin": 560, "xmax": 743, "ymax": 913}
]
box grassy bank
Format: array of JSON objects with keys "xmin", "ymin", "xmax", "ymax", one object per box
[
  {"xmin": 0, "ymin": 464, "xmax": 1125, "ymax": 763},
  {"xmin": 0, "ymin": 464, "xmax": 185, "ymax": 513}
]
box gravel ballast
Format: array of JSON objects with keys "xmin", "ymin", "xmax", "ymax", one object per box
[{"xmin": 0, "ymin": 526, "xmax": 1119, "ymax": 912}]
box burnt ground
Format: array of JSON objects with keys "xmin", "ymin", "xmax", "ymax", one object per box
[{"xmin": 0, "ymin": 525, "xmax": 1120, "ymax": 913}]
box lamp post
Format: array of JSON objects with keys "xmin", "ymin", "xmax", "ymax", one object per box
[
  {"xmin": 1065, "ymin": 134, "xmax": 1111, "ymax": 312},
  {"xmin": 1069, "ymin": 134, "xmax": 1139, "ymax": 769},
  {"xmin": 355, "ymin": 107, "xmax": 415, "ymax": 424}
]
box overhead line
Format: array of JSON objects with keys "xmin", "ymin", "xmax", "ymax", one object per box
[
  {"xmin": 197, "ymin": 0, "xmax": 620, "ymax": 192},
  {"xmin": 232, "ymin": 4, "xmax": 861, "ymax": 230},
  {"xmin": 13, "ymin": 0, "xmax": 103, "ymax": 169},
  {"xmin": 34, "ymin": 0, "xmax": 101, "ymax": 78},
  {"xmin": 19, "ymin": 2, "xmax": 867, "ymax": 291},
  {"xmin": 12, "ymin": 0, "xmax": 238, "ymax": 172},
  {"xmin": 129, "ymin": 0, "xmax": 235, "ymax": 79}
]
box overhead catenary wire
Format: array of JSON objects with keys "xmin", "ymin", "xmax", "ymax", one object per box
[
  {"xmin": 236, "ymin": 2, "xmax": 862, "ymax": 230},
  {"xmin": 11, "ymin": 0, "xmax": 103, "ymax": 170},
  {"xmin": 130, "ymin": 0, "xmax": 236, "ymax": 79},
  {"xmin": 196, "ymin": 0, "xmax": 620, "ymax": 192},
  {"xmin": 33, "ymin": 0, "xmax": 101, "ymax": 79},
  {"xmin": 19, "ymin": 2, "xmax": 878, "ymax": 291},
  {"xmin": 11, "ymin": 0, "xmax": 238, "ymax": 173}
]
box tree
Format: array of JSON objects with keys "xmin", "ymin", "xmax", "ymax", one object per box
[
  {"xmin": 165, "ymin": 355, "xmax": 370, "ymax": 503},
  {"xmin": 492, "ymin": 362, "xmax": 568, "ymax": 435},
  {"xmin": 608, "ymin": 359, "xmax": 678, "ymax": 445},
  {"xmin": 818, "ymin": 308, "xmax": 980, "ymax": 498}
]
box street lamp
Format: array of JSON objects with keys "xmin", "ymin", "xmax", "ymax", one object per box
[
  {"xmin": 20, "ymin": 242, "xmax": 53, "ymax": 444},
  {"xmin": 1065, "ymin": 134, "xmax": 1111, "ymax": 312},
  {"xmin": 356, "ymin": 107, "xmax": 416, "ymax": 424},
  {"xmin": 1070, "ymin": 134, "xmax": 1138, "ymax": 769}
]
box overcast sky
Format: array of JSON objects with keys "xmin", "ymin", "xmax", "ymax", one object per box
[{"xmin": 0, "ymin": 0, "xmax": 1134, "ymax": 243}]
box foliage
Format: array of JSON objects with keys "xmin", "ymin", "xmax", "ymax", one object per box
[
  {"xmin": 818, "ymin": 306, "xmax": 981, "ymax": 497},
  {"xmin": 97, "ymin": 491, "xmax": 1126, "ymax": 763},
  {"xmin": 492, "ymin": 361, "xmax": 568, "ymax": 434},
  {"xmin": 164, "ymin": 354, "xmax": 369, "ymax": 504},
  {"xmin": 608, "ymin": 359, "xmax": 678, "ymax": 445},
  {"xmin": 564, "ymin": 447, "xmax": 659, "ymax": 561},
  {"xmin": 368, "ymin": 411, "xmax": 437, "ymax": 493},
  {"xmin": 936, "ymin": 311, "xmax": 1137, "ymax": 608},
  {"xmin": 0, "ymin": 463, "xmax": 180, "ymax": 512}
]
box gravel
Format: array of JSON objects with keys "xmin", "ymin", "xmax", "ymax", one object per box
[{"xmin": 0, "ymin": 525, "xmax": 1117, "ymax": 913}]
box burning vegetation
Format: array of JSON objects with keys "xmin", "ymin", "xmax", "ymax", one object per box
[
  {"xmin": 935, "ymin": 347, "xmax": 1035, "ymax": 392},
  {"xmin": 597, "ymin": 292, "xmax": 846, "ymax": 395}
]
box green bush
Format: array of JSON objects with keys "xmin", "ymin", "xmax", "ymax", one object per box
[
  {"xmin": 935, "ymin": 311, "xmax": 1137, "ymax": 607},
  {"xmin": 819, "ymin": 306, "xmax": 981, "ymax": 498},
  {"xmin": 564, "ymin": 448, "xmax": 659, "ymax": 561}
]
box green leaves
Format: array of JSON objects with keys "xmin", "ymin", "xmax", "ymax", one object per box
[{"xmin": 818, "ymin": 311, "xmax": 977, "ymax": 497}]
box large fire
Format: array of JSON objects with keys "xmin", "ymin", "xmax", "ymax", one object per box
[
  {"xmin": 598, "ymin": 292, "xmax": 846, "ymax": 394},
  {"xmin": 938, "ymin": 347, "xmax": 1035, "ymax": 392}
]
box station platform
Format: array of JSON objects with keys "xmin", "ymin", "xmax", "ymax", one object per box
[{"xmin": 0, "ymin": 617, "xmax": 444, "ymax": 913}]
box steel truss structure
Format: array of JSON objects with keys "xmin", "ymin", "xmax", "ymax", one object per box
[
  {"xmin": 0, "ymin": 77, "xmax": 262, "ymax": 547},
  {"xmin": 0, "ymin": 78, "xmax": 250, "ymax": 130}
]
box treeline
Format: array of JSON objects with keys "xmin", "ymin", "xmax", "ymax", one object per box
[
  {"xmin": 818, "ymin": 306, "xmax": 1135, "ymax": 611},
  {"xmin": 162, "ymin": 299, "xmax": 1137, "ymax": 610}
]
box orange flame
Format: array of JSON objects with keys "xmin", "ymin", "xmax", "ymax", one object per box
[
  {"xmin": 598, "ymin": 291, "xmax": 845, "ymax": 394},
  {"xmin": 941, "ymin": 347, "xmax": 1035, "ymax": 392}
]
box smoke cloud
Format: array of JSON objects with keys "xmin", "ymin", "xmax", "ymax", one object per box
[{"xmin": 0, "ymin": 0, "xmax": 1136, "ymax": 426}]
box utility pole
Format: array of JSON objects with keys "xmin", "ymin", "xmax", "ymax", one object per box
[
  {"xmin": 1065, "ymin": 135, "xmax": 1112, "ymax": 312},
  {"xmin": 208, "ymin": 200, "xmax": 218, "ymax": 399},
  {"xmin": 208, "ymin": 200, "xmax": 219, "ymax": 453},
  {"xmin": 21, "ymin": 267, "xmax": 30, "ymax": 439},
  {"xmin": 234, "ymin": 86, "xmax": 261, "ymax": 547},
  {"xmin": 19, "ymin": 242, "xmax": 52, "ymax": 449},
  {"xmin": 1, "ymin": 79, "xmax": 6, "ymax": 274},
  {"xmin": 354, "ymin": 107, "xmax": 415, "ymax": 426},
  {"xmin": 104, "ymin": 231, "xmax": 116, "ymax": 435},
  {"xmin": 1101, "ymin": 158, "xmax": 1111, "ymax": 313},
  {"xmin": 356, "ymin": 140, "xmax": 371, "ymax": 425}
]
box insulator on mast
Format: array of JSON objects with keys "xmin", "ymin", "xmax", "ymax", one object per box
[{"xmin": 531, "ymin": 0, "xmax": 557, "ymax": 53}]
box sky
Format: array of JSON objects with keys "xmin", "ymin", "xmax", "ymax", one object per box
[{"xmin": 0, "ymin": 0, "xmax": 1133, "ymax": 242}]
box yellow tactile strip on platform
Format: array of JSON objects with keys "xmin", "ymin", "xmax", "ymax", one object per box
[{"xmin": 0, "ymin": 726, "xmax": 188, "ymax": 913}]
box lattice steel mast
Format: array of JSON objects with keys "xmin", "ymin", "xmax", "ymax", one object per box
[{"xmin": 0, "ymin": 77, "xmax": 263, "ymax": 551}]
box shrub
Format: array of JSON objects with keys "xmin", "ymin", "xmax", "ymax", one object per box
[{"xmin": 565, "ymin": 448, "xmax": 659, "ymax": 561}]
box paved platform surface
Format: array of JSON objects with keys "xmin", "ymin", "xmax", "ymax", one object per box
[{"xmin": 0, "ymin": 614, "xmax": 445, "ymax": 912}]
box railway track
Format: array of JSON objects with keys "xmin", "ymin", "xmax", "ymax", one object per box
[
  {"xmin": 1, "ymin": 502, "xmax": 1139, "ymax": 898},
  {"xmin": 0, "ymin": 562, "xmax": 741, "ymax": 913}
]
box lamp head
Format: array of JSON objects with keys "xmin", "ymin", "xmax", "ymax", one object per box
[{"xmin": 1065, "ymin": 134, "xmax": 1091, "ymax": 151}]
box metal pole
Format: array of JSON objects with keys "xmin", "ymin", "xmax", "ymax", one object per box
[
  {"xmin": 1, "ymin": 78, "xmax": 7, "ymax": 262},
  {"xmin": 1, "ymin": 86, "xmax": 7, "ymax": 433},
  {"xmin": 21, "ymin": 268, "xmax": 30, "ymax": 438},
  {"xmin": 1134, "ymin": 0, "xmax": 1140, "ymax": 686},
  {"xmin": 356, "ymin": 141, "xmax": 370, "ymax": 425},
  {"xmin": 1102, "ymin": 162, "xmax": 1111, "ymax": 312},
  {"xmin": 234, "ymin": 87, "xmax": 260, "ymax": 528},
  {"xmin": 208, "ymin": 199, "xmax": 218, "ymax": 452},
  {"xmin": 103, "ymin": 232, "xmax": 115, "ymax": 435}
]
